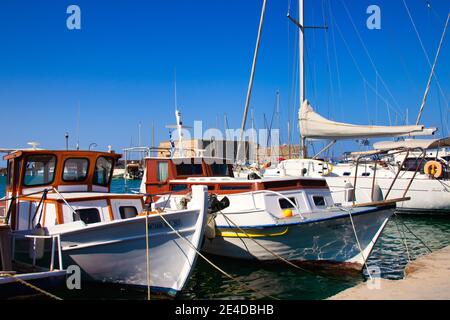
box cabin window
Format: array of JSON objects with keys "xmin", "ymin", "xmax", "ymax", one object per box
[
  {"xmin": 313, "ymin": 196, "xmax": 326, "ymax": 207},
  {"xmin": 73, "ymin": 208, "xmax": 101, "ymax": 224},
  {"xmin": 119, "ymin": 206, "xmax": 138, "ymax": 219},
  {"xmin": 211, "ymin": 163, "xmax": 230, "ymax": 176},
  {"xmin": 220, "ymin": 185, "xmax": 251, "ymax": 191},
  {"xmin": 63, "ymin": 158, "xmax": 89, "ymax": 182},
  {"xmin": 402, "ymin": 158, "xmax": 427, "ymax": 173},
  {"xmin": 343, "ymin": 172, "xmax": 351, "ymax": 176},
  {"xmin": 176, "ymin": 163, "xmax": 203, "ymax": 176},
  {"xmin": 7, "ymin": 161, "xmax": 13, "ymax": 188},
  {"xmin": 361, "ymin": 172, "xmax": 370, "ymax": 177},
  {"xmin": 157, "ymin": 162, "xmax": 169, "ymax": 182},
  {"xmin": 94, "ymin": 156, "xmax": 113, "ymax": 186},
  {"xmin": 170, "ymin": 184, "xmax": 188, "ymax": 192},
  {"xmin": 23, "ymin": 155, "xmax": 56, "ymax": 186},
  {"xmin": 279, "ymin": 197, "xmax": 297, "ymax": 210}
]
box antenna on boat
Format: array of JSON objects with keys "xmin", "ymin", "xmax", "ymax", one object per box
[
  {"xmin": 76, "ymin": 102, "xmax": 80, "ymax": 150},
  {"xmin": 165, "ymin": 70, "xmax": 191, "ymax": 157},
  {"xmin": 27, "ymin": 141, "xmax": 40, "ymax": 150},
  {"xmin": 65, "ymin": 132, "xmax": 69, "ymax": 150},
  {"xmin": 151, "ymin": 120, "xmax": 155, "ymax": 156},
  {"xmin": 138, "ymin": 121, "xmax": 142, "ymax": 147}
]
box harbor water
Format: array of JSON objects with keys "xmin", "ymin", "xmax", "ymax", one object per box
[{"xmin": 1, "ymin": 176, "xmax": 449, "ymax": 300}]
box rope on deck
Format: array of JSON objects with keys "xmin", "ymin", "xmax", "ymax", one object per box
[
  {"xmin": 0, "ymin": 272, "xmax": 63, "ymax": 300},
  {"xmin": 217, "ymin": 210, "xmax": 364, "ymax": 282},
  {"xmin": 336, "ymin": 206, "xmax": 373, "ymax": 280},
  {"xmin": 154, "ymin": 210, "xmax": 279, "ymax": 300}
]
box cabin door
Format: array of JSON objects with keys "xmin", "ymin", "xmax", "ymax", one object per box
[{"xmin": 5, "ymin": 159, "xmax": 21, "ymax": 229}]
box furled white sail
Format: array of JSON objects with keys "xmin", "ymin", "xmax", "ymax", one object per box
[
  {"xmin": 298, "ymin": 100, "xmax": 434, "ymax": 140},
  {"xmin": 373, "ymin": 137, "xmax": 450, "ymax": 150}
]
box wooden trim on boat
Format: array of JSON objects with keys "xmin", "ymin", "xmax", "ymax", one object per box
[
  {"xmin": 352, "ymin": 197, "xmax": 411, "ymax": 208},
  {"xmin": 56, "ymin": 203, "xmax": 63, "ymax": 225},
  {"xmin": 106, "ymin": 198, "xmax": 114, "ymax": 221}
]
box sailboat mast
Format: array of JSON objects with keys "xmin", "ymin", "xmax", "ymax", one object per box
[
  {"xmin": 237, "ymin": 0, "xmax": 267, "ymax": 163},
  {"xmin": 298, "ymin": 0, "xmax": 307, "ymax": 158}
]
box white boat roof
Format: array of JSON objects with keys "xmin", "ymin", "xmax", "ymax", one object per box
[
  {"xmin": 373, "ymin": 137, "xmax": 450, "ymax": 151},
  {"xmin": 170, "ymin": 176, "xmax": 326, "ymax": 183},
  {"xmin": 24, "ymin": 192, "xmax": 142, "ymax": 200},
  {"xmin": 144, "ymin": 156, "xmax": 235, "ymax": 163}
]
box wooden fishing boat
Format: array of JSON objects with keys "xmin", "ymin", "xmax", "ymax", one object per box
[{"xmin": 2, "ymin": 149, "xmax": 208, "ymax": 296}]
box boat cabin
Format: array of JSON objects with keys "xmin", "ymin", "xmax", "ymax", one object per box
[
  {"xmin": 143, "ymin": 157, "xmax": 330, "ymax": 198},
  {"xmin": 2, "ymin": 150, "xmax": 144, "ymax": 231}
]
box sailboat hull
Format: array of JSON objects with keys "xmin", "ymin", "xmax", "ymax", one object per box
[{"xmin": 326, "ymin": 176, "xmax": 450, "ymax": 214}]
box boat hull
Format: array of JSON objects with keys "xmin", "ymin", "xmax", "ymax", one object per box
[
  {"xmin": 54, "ymin": 209, "xmax": 205, "ymax": 297},
  {"xmin": 326, "ymin": 176, "xmax": 450, "ymax": 214},
  {"xmin": 202, "ymin": 206, "xmax": 392, "ymax": 270}
]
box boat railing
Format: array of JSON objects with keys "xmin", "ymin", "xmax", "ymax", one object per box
[
  {"xmin": 352, "ymin": 147, "xmax": 426, "ymax": 206},
  {"xmin": 11, "ymin": 233, "xmax": 63, "ymax": 272}
]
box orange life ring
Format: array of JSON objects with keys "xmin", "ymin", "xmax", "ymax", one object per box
[
  {"xmin": 262, "ymin": 162, "xmax": 272, "ymax": 169},
  {"xmin": 424, "ymin": 160, "xmax": 443, "ymax": 178}
]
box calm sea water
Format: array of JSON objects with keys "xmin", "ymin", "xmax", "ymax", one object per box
[{"xmin": 2, "ymin": 176, "xmax": 450, "ymax": 300}]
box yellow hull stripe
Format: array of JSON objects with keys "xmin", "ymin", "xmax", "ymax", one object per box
[{"xmin": 217, "ymin": 227, "xmax": 288, "ymax": 238}]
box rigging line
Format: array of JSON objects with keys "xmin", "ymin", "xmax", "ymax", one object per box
[
  {"xmin": 415, "ymin": 12, "xmax": 449, "ymax": 125},
  {"xmin": 327, "ymin": 0, "xmax": 344, "ymax": 120},
  {"xmin": 403, "ymin": 0, "xmax": 448, "ymax": 107},
  {"xmin": 218, "ymin": 210, "xmax": 346, "ymax": 282},
  {"xmin": 321, "ymin": 0, "xmax": 335, "ymax": 118},
  {"xmin": 309, "ymin": 2, "xmax": 318, "ymax": 103},
  {"xmin": 393, "ymin": 213, "xmax": 433, "ymax": 253},
  {"xmin": 155, "ymin": 209, "xmax": 279, "ymax": 300},
  {"xmin": 436, "ymin": 81, "xmax": 448, "ymax": 137},
  {"xmin": 393, "ymin": 217, "xmax": 412, "ymax": 263},
  {"xmin": 363, "ymin": 81, "xmax": 371, "ymax": 123},
  {"xmin": 304, "ymin": 33, "xmax": 316, "ymax": 102},
  {"xmin": 287, "ymin": 3, "xmax": 292, "ymax": 147},
  {"xmin": 340, "ymin": 0, "xmax": 405, "ymax": 117},
  {"xmin": 333, "ymin": 20, "xmax": 403, "ymax": 120}
]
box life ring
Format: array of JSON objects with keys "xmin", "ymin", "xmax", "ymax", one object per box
[
  {"xmin": 424, "ymin": 160, "xmax": 443, "ymax": 178},
  {"xmin": 322, "ymin": 162, "xmax": 334, "ymax": 176},
  {"xmin": 262, "ymin": 162, "xmax": 272, "ymax": 169}
]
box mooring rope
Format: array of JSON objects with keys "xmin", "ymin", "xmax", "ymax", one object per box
[
  {"xmin": 216, "ymin": 210, "xmax": 360, "ymax": 283},
  {"xmin": 393, "ymin": 213, "xmax": 433, "ymax": 253},
  {"xmin": 336, "ymin": 206, "xmax": 373, "ymax": 280},
  {"xmin": 393, "ymin": 217, "xmax": 412, "ymax": 262},
  {"xmin": 218, "ymin": 210, "xmax": 313, "ymax": 274},
  {"xmin": 145, "ymin": 212, "xmax": 151, "ymax": 301},
  {"xmin": 0, "ymin": 273, "xmax": 63, "ymax": 300},
  {"xmin": 154, "ymin": 210, "xmax": 279, "ymax": 300}
]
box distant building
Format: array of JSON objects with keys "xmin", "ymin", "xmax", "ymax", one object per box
[
  {"xmin": 156, "ymin": 139, "xmax": 303, "ymax": 164},
  {"xmin": 157, "ymin": 139, "xmax": 256, "ymax": 163}
]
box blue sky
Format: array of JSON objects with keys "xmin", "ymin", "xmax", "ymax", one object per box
[{"xmin": 0, "ymin": 0, "xmax": 449, "ymax": 159}]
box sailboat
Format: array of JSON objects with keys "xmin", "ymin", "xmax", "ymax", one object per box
[
  {"xmin": 265, "ymin": 101, "xmax": 450, "ymax": 213},
  {"xmin": 263, "ymin": 2, "xmax": 450, "ymax": 214}
]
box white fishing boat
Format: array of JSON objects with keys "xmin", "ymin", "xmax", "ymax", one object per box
[
  {"xmin": 1, "ymin": 149, "xmax": 208, "ymax": 297},
  {"xmin": 141, "ymin": 155, "xmax": 403, "ymax": 270}
]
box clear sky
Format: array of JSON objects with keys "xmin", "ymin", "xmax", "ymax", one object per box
[{"xmin": 0, "ymin": 0, "xmax": 449, "ymax": 159}]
